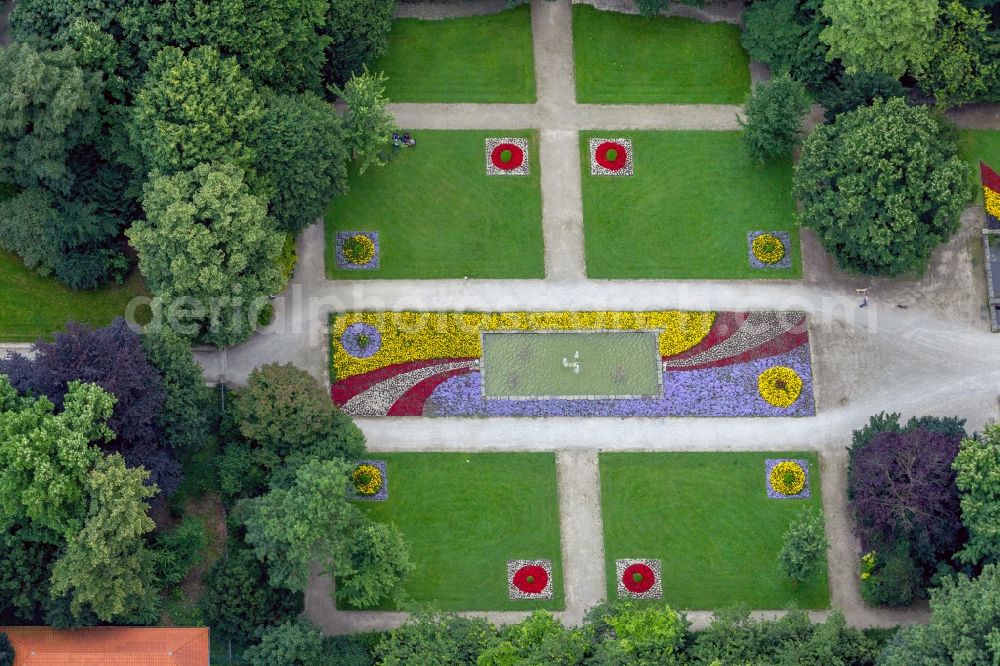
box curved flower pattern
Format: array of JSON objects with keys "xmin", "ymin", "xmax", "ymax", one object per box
[
  {"xmin": 616, "ymin": 559, "xmax": 662, "ymax": 599},
  {"xmin": 507, "ymin": 559, "xmax": 553, "ymax": 599},
  {"xmin": 757, "ymin": 366, "xmax": 803, "ymax": 408},
  {"xmin": 765, "ymin": 458, "xmax": 810, "ymax": 499},
  {"xmin": 340, "ymin": 322, "xmax": 382, "ymax": 359},
  {"xmin": 348, "ymin": 459, "xmax": 388, "ymax": 501},
  {"xmin": 590, "ymin": 138, "xmax": 634, "ymax": 176},
  {"xmin": 486, "ymin": 137, "xmax": 529, "ymax": 176}
]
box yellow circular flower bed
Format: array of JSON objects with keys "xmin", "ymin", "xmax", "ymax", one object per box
[
  {"xmin": 343, "ymin": 234, "xmax": 376, "ymax": 265},
  {"xmin": 752, "ymin": 233, "xmax": 786, "ymax": 265},
  {"xmin": 351, "ymin": 464, "xmax": 382, "ymax": 495},
  {"xmin": 757, "ymin": 366, "xmax": 803, "ymax": 408},
  {"xmin": 769, "ymin": 460, "xmax": 806, "ymax": 496}
]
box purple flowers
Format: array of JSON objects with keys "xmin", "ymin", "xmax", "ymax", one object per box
[
  {"xmin": 335, "ymin": 231, "xmax": 380, "ymax": 270},
  {"xmin": 340, "ymin": 323, "xmax": 382, "ymax": 359},
  {"xmin": 747, "ymin": 231, "xmax": 792, "ymax": 270}
]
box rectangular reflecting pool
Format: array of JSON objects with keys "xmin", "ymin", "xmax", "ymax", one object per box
[{"xmin": 480, "ymin": 331, "xmax": 662, "ymax": 399}]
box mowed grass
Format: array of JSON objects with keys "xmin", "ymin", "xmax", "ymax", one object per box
[
  {"xmin": 325, "ymin": 130, "xmax": 544, "ymax": 279},
  {"xmin": 0, "ymin": 251, "xmax": 149, "ymax": 341},
  {"xmin": 343, "ymin": 453, "xmax": 563, "ymax": 611},
  {"xmin": 600, "ymin": 452, "xmax": 829, "ymax": 610},
  {"xmin": 376, "ymin": 6, "xmax": 536, "ymax": 103},
  {"xmin": 581, "ymin": 131, "xmax": 799, "ymax": 279},
  {"xmin": 958, "ymin": 129, "xmax": 1000, "ymax": 204},
  {"xmin": 572, "ymin": 5, "xmax": 750, "ymax": 104}
]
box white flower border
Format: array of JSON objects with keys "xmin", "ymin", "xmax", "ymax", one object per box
[
  {"xmin": 486, "ymin": 137, "xmax": 530, "ymax": 176},
  {"xmin": 507, "ymin": 559, "xmax": 553, "ymax": 600},
  {"xmin": 590, "ymin": 138, "xmax": 634, "ymax": 176},
  {"xmin": 616, "ymin": 558, "xmax": 662, "ymax": 599}
]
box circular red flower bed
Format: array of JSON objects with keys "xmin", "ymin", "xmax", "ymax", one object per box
[
  {"xmin": 512, "ymin": 564, "xmax": 549, "ymax": 594},
  {"xmin": 595, "ymin": 141, "xmax": 629, "ymax": 171},
  {"xmin": 490, "ymin": 143, "xmax": 525, "ymax": 171},
  {"xmin": 621, "ymin": 563, "xmax": 656, "ymax": 593}
]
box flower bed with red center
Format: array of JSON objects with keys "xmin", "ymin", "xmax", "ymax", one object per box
[
  {"xmin": 590, "ymin": 138, "xmax": 633, "ymax": 176},
  {"xmin": 616, "ymin": 558, "xmax": 662, "ymax": 599},
  {"xmin": 508, "ymin": 559, "xmax": 553, "ymax": 599},
  {"xmin": 486, "ymin": 137, "xmax": 530, "ymax": 176}
]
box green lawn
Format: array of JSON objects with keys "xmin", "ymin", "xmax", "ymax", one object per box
[
  {"xmin": 958, "ymin": 130, "xmax": 1000, "ymax": 204},
  {"xmin": 376, "ymin": 6, "xmax": 536, "ymax": 103},
  {"xmin": 581, "ymin": 131, "xmax": 800, "ymax": 279},
  {"xmin": 0, "ymin": 251, "xmax": 149, "ymax": 341},
  {"xmin": 343, "ymin": 453, "xmax": 564, "ymax": 611},
  {"xmin": 572, "ymin": 5, "xmax": 750, "ymax": 104},
  {"xmin": 325, "ymin": 131, "xmax": 544, "ymax": 279},
  {"xmin": 600, "ymin": 452, "xmax": 829, "ymax": 610}
]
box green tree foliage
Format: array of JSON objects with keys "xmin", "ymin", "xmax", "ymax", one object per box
[
  {"xmin": 778, "ymin": 508, "xmax": 828, "ymax": 585},
  {"xmin": 233, "ymin": 363, "xmax": 365, "ymax": 460},
  {"xmin": 141, "ymin": 328, "xmax": 209, "ymax": 452},
  {"xmin": 954, "ymin": 423, "xmax": 1000, "ymax": 566},
  {"xmin": 739, "ymin": 73, "xmax": 811, "ymax": 162},
  {"xmin": 793, "ymin": 97, "xmax": 968, "ymax": 276},
  {"xmin": 128, "ymin": 163, "xmax": 284, "ymax": 346},
  {"xmin": 164, "ymin": 0, "xmax": 329, "ymax": 94},
  {"xmin": 859, "ymin": 539, "xmax": 923, "ymax": 607},
  {"xmin": 0, "ymin": 378, "xmax": 111, "ymax": 537},
  {"xmin": 0, "ymin": 188, "xmax": 63, "ymax": 277},
  {"xmin": 477, "ymin": 611, "xmax": 591, "ymax": 666},
  {"xmin": 0, "ymin": 43, "xmax": 101, "ymax": 195},
  {"xmin": 688, "ymin": 607, "xmax": 881, "ymax": 664},
  {"xmin": 815, "ymin": 71, "xmax": 907, "ymax": 122},
  {"xmin": 324, "ymin": 0, "xmax": 396, "ymax": 85},
  {"xmin": 916, "ymin": 2, "xmax": 997, "ymax": 108},
  {"xmin": 0, "ymin": 632, "xmax": 12, "ymax": 666},
  {"xmin": 255, "ymin": 93, "xmax": 350, "ymax": 234},
  {"xmin": 200, "ymin": 541, "xmax": 304, "ymax": 644},
  {"xmin": 154, "ymin": 516, "xmax": 208, "ymax": 587},
  {"xmin": 244, "ymin": 620, "xmax": 328, "ymax": 666},
  {"xmin": 332, "ymin": 69, "xmax": 398, "ymax": 175},
  {"xmin": 0, "ymin": 523, "xmax": 60, "ymax": 623},
  {"xmin": 376, "ymin": 610, "xmax": 494, "ymax": 666},
  {"xmin": 335, "ymin": 519, "xmax": 413, "ymax": 609},
  {"xmin": 129, "ymin": 46, "xmax": 264, "ymax": 175},
  {"xmin": 819, "ymin": 0, "xmax": 938, "ymax": 77},
  {"xmin": 49, "ymin": 454, "xmax": 160, "ymax": 624},
  {"xmin": 741, "ymin": 0, "xmax": 838, "ymax": 93},
  {"xmin": 239, "ymin": 457, "xmax": 356, "ymax": 592},
  {"xmin": 880, "ymin": 565, "xmax": 1000, "ymax": 665},
  {"xmin": 586, "ymin": 600, "xmax": 687, "ymax": 664}
]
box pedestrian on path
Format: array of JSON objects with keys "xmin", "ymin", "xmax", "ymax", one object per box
[{"xmin": 856, "ymin": 288, "xmax": 869, "ymax": 308}]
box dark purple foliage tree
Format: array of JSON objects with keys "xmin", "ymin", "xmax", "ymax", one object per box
[
  {"xmin": 0, "ymin": 318, "xmax": 180, "ymax": 497},
  {"xmin": 848, "ymin": 427, "xmax": 963, "ymax": 563}
]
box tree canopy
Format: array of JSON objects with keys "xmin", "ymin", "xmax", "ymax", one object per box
[
  {"xmin": 954, "ymin": 423, "xmax": 1000, "ymax": 566},
  {"xmin": 793, "ymin": 97, "xmax": 967, "ymax": 276}
]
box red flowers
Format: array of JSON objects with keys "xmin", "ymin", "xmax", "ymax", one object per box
[
  {"xmin": 621, "ymin": 562, "xmax": 656, "ymax": 593},
  {"xmin": 490, "ymin": 143, "xmax": 525, "ymax": 171},
  {"xmin": 595, "ymin": 141, "xmax": 629, "ymax": 171},
  {"xmin": 512, "ymin": 564, "xmax": 549, "ymax": 594}
]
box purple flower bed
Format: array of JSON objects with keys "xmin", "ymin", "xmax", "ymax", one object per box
[
  {"xmin": 335, "ymin": 231, "xmax": 380, "ymax": 270},
  {"xmin": 765, "ymin": 458, "xmax": 811, "ymax": 500},
  {"xmin": 340, "ymin": 322, "xmax": 382, "ymax": 359},
  {"xmin": 422, "ymin": 346, "xmax": 815, "ymax": 417},
  {"xmin": 747, "ymin": 231, "xmax": 792, "ymax": 270}
]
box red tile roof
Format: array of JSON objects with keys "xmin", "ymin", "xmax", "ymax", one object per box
[{"xmin": 0, "ymin": 627, "xmax": 209, "ymax": 666}]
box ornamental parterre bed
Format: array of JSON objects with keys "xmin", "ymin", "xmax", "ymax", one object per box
[
  {"xmin": 616, "ymin": 559, "xmax": 662, "ymax": 599},
  {"xmin": 348, "ymin": 459, "xmax": 388, "ymax": 501},
  {"xmin": 486, "ymin": 137, "xmax": 530, "ymax": 176},
  {"xmin": 507, "ymin": 559, "xmax": 554, "ymax": 600},
  {"xmin": 329, "ymin": 311, "xmax": 817, "ymax": 417},
  {"xmin": 589, "ymin": 138, "xmax": 634, "ymax": 176},
  {"xmin": 765, "ymin": 458, "xmax": 810, "ymax": 499},
  {"xmin": 335, "ymin": 231, "xmax": 380, "ymax": 270},
  {"xmin": 747, "ymin": 231, "xmax": 792, "ymax": 270}
]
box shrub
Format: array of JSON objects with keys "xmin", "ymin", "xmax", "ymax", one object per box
[
  {"xmin": 375, "ymin": 610, "xmax": 494, "ymax": 666},
  {"xmin": 739, "ymin": 73, "xmax": 811, "ymax": 162},
  {"xmin": 244, "ymin": 621, "xmax": 327, "ymax": 666},
  {"xmin": 816, "ymin": 72, "xmax": 907, "ymax": 122},
  {"xmin": 155, "ymin": 517, "xmax": 208, "ymax": 587},
  {"xmin": 860, "ymin": 540, "xmax": 922, "ymax": 607},
  {"xmin": 778, "ymin": 508, "xmax": 828, "ymax": 585}
]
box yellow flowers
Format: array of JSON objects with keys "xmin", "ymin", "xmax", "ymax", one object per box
[
  {"xmin": 859, "ymin": 550, "xmax": 877, "ymax": 580},
  {"xmin": 769, "ymin": 461, "xmax": 806, "ymax": 496},
  {"xmin": 757, "ymin": 366, "xmax": 803, "ymax": 408},
  {"xmin": 351, "ymin": 464, "xmax": 383, "ymax": 495},
  {"xmin": 752, "ymin": 233, "xmax": 786, "ymax": 265},
  {"xmin": 985, "ymin": 186, "xmax": 1000, "ymax": 219},
  {"xmin": 343, "ymin": 234, "xmax": 376, "ymax": 265},
  {"xmin": 331, "ymin": 311, "xmax": 716, "ymax": 379}
]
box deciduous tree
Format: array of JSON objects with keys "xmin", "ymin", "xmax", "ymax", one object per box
[
  {"xmin": 954, "ymin": 423, "xmax": 1000, "ymax": 566},
  {"xmin": 323, "ymin": 0, "xmax": 395, "ymax": 85},
  {"xmin": 793, "ymin": 97, "xmax": 967, "ymax": 276},
  {"xmin": 244, "ymin": 621, "xmax": 328, "ymax": 666},
  {"xmin": 332, "ymin": 69, "xmax": 398, "ymax": 176},
  {"xmin": 739, "ymin": 73, "xmax": 811, "ymax": 162},
  {"xmin": 778, "ymin": 508, "xmax": 828, "ymax": 585},
  {"xmin": 819, "ymin": 0, "xmax": 938, "ymax": 77}
]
